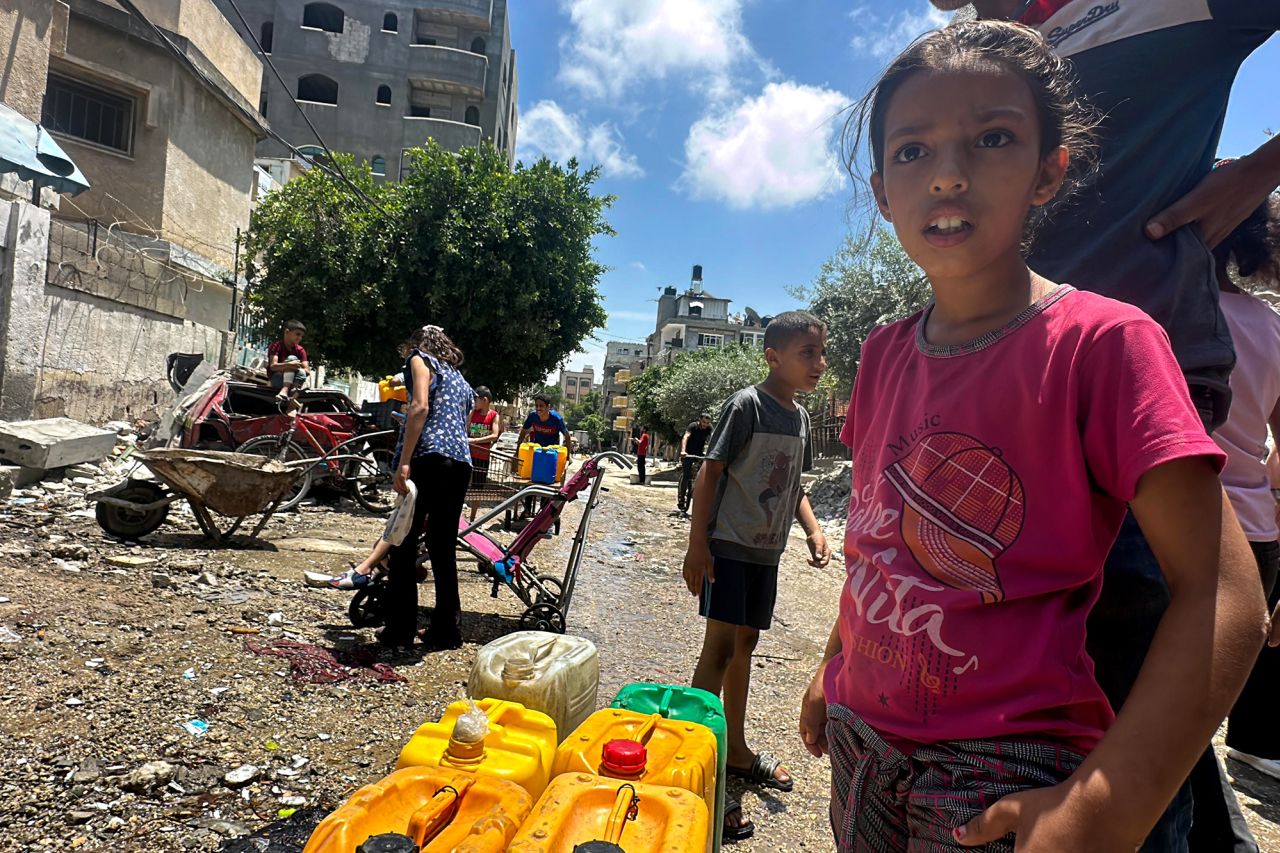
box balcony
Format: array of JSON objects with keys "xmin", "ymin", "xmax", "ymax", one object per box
[
  {"xmin": 615, "ymin": 369, "xmax": 631, "ymax": 384},
  {"xmin": 407, "ymin": 45, "xmax": 487, "ymax": 98},
  {"xmin": 415, "ymin": 0, "xmax": 493, "ymax": 32},
  {"xmin": 613, "ymin": 417, "xmax": 630, "ymax": 430},
  {"xmin": 401, "ymin": 118, "xmax": 482, "ymax": 156},
  {"xmin": 611, "ymin": 396, "xmax": 628, "ymax": 408}
]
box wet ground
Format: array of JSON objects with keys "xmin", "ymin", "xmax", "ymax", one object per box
[{"xmin": 1, "ymin": 462, "xmax": 1278, "ymax": 850}]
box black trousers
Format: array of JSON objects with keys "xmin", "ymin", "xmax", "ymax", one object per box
[
  {"xmin": 636, "ymin": 455, "xmax": 646, "ymax": 483},
  {"xmin": 384, "ymin": 454, "xmax": 471, "ymax": 644}
]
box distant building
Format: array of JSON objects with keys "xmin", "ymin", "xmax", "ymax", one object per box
[
  {"xmin": 646, "ymin": 271, "xmax": 768, "ymax": 366},
  {"xmin": 601, "ymin": 341, "xmax": 645, "ymax": 437},
  {"xmin": 214, "ymin": 0, "xmax": 518, "ymax": 181},
  {"xmin": 558, "ymin": 366, "xmax": 594, "ymax": 406}
]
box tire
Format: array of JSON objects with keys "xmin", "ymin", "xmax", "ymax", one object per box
[
  {"xmin": 236, "ymin": 436, "xmax": 313, "ymax": 511},
  {"xmin": 96, "ymin": 481, "xmax": 170, "ymax": 540},
  {"xmin": 349, "ymin": 447, "xmax": 396, "ymax": 514},
  {"xmin": 348, "ymin": 582, "xmax": 388, "ymax": 628}
]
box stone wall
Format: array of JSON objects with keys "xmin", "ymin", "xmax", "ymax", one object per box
[{"xmin": 0, "ymin": 202, "xmax": 231, "ymax": 424}]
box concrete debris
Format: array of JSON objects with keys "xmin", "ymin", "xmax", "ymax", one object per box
[
  {"xmin": 806, "ymin": 461, "xmax": 853, "ymax": 521},
  {"xmin": 0, "ymin": 418, "xmax": 117, "ymax": 471},
  {"xmin": 119, "ymin": 760, "xmax": 176, "ymax": 792}
]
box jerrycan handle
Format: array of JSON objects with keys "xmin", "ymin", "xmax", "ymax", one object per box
[
  {"xmin": 408, "ymin": 782, "xmax": 471, "ymax": 847},
  {"xmin": 634, "ymin": 713, "xmax": 661, "ymax": 744},
  {"xmin": 603, "ymin": 784, "xmax": 641, "ymax": 845}
]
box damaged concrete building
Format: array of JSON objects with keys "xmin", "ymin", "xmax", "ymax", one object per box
[
  {"xmin": 214, "ymin": 0, "xmax": 518, "ymax": 179},
  {"xmin": 0, "ymin": 0, "xmax": 268, "ymax": 424}
]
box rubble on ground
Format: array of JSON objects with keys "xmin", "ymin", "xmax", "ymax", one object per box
[{"xmin": 806, "ymin": 460, "xmax": 852, "ymax": 521}]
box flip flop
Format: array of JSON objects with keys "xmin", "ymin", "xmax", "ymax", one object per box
[
  {"xmin": 722, "ymin": 793, "xmax": 754, "ymax": 841},
  {"xmin": 727, "ymin": 752, "xmax": 794, "ymax": 792}
]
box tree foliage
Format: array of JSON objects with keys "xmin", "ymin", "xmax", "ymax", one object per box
[
  {"xmin": 242, "ymin": 143, "xmax": 613, "ymax": 398},
  {"xmin": 562, "ymin": 391, "xmax": 602, "ymax": 430},
  {"xmin": 792, "ymin": 228, "xmax": 930, "ymax": 394}
]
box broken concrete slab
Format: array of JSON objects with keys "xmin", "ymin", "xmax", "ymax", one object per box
[
  {"xmin": 0, "ymin": 464, "xmax": 43, "ymax": 488},
  {"xmin": 0, "ymin": 418, "xmax": 117, "ymax": 470}
]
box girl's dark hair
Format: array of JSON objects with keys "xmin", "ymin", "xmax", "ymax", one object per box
[
  {"xmin": 1214, "ymin": 194, "xmax": 1280, "ymax": 287},
  {"xmin": 843, "ymin": 19, "xmax": 1099, "ymax": 245},
  {"xmin": 404, "ymin": 324, "xmax": 464, "ymax": 367}
]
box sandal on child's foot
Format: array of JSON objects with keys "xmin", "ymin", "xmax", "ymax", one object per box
[
  {"xmin": 329, "ymin": 568, "xmax": 371, "ymax": 590},
  {"xmin": 723, "ymin": 794, "xmax": 754, "ymax": 841}
]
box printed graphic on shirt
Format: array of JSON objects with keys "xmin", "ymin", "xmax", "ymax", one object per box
[
  {"xmin": 757, "ymin": 447, "xmax": 795, "ymax": 533},
  {"xmin": 841, "ymin": 431, "xmax": 1028, "ymax": 724},
  {"xmin": 1028, "ymin": 0, "xmax": 1211, "ymax": 56},
  {"xmin": 713, "ymin": 432, "xmax": 805, "ymax": 554},
  {"xmin": 884, "ymin": 432, "xmax": 1025, "ymax": 605}
]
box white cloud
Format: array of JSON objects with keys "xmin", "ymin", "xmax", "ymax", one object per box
[
  {"xmin": 556, "ymin": 0, "xmax": 756, "ymax": 101},
  {"xmin": 629, "ymin": 261, "xmax": 647, "ymax": 272},
  {"xmin": 849, "ymin": 3, "xmax": 951, "ymax": 61},
  {"xmin": 679, "ymin": 81, "xmax": 849, "ymax": 211},
  {"xmin": 517, "ymin": 101, "xmax": 644, "ymax": 179}
]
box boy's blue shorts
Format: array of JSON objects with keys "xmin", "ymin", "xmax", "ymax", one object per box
[{"xmin": 698, "ymin": 556, "xmax": 778, "ymax": 630}]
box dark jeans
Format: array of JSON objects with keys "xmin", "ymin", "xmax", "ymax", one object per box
[
  {"xmin": 1088, "ymin": 513, "xmax": 1199, "ymax": 852},
  {"xmin": 636, "ymin": 454, "xmax": 646, "ymax": 484},
  {"xmin": 1225, "ymin": 540, "xmax": 1280, "ymax": 755},
  {"xmin": 384, "ymin": 454, "xmax": 471, "ymax": 644}
]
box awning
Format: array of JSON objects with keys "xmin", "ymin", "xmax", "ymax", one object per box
[{"xmin": 0, "ymin": 102, "xmax": 91, "ymax": 196}]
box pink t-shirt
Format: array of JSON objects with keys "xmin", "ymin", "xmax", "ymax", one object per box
[
  {"xmin": 1214, "ymin": 291, "xmax": 1280, "ymax": 541},
  {"xmin": 826, "ymin": 286, "xmax": 1224, "ymax": 754}
]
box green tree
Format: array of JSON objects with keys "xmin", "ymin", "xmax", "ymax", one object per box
[
  {"xmin": 792, "ymin": 228, "xmax": 930, "ymax": 394},
  {"xmin": 578, "ymin": 413, "xmax": 609, "ymax": 449},
  {"xmin": 630, "ymin": 345, "xmax": 769, "ymax": 441},
  {"xmin": 563, "ymin": 391, "xmax": 602, "ymax": 429},
  {"xmin": 242, "ymin": 143, "xmax": 612, "ymax": 398}
]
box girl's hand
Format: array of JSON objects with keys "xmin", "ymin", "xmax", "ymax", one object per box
[
  {"xmin": 394, "ymin": 464, "xmax": 411, "ymax": 496},
  {"xmin": 807, "ymin": 530, "xmax": 831, "ymax": 568},
  {"xmin": 682, "ymin": 543, "xmax": 714, "ymax": 595},
  {"xmin": 799, "ymin": 665, "xmax": 829, "ymax": 758},
  {"xmin": 955, "ymin": 779, "xmax": 1132, "ymax": 852}
]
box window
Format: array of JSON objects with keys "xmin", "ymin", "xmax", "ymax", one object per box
[
  {"xmin": 298, "ymin": 145, "xmax": 331, "ymax": 167},
  {"xmin": 470, "ymin": 36, "xmax": 486, "ymax": 54},
  {"xmin": 464, "ymin": 105, "xmax": 480, "ymax": 125},
  {"xmin": 260, "ymin": 21, "xmax": 273, "ymax": 53},
  {"xmin": 697, "ymin": 334, "xmax": 723, "ymax": 349},
  {"xmin": 42, "ymin": 74, "xmax": 134, "ymax": 154},
  {"xmin": 409, "ymin": 105, "xmax": 430, "ymax": 118},
  {"xmin": 297, "ymin": 73, "xmax": 338, "ymax": 104},
  {"xmin": 259, "ymin": 88, "xmax": 268, "ymax": 115},
  {"xmin": 371, "ymin": 156, "xmax": 386, "ymax": 176},
  {"xmin": 302, "ymin": 2, "xmax": 343, "ymax": 33},
  {"xmin": 382, "ymin": 12, "xmax": 397, "ymax": 31},
  {"xmin": 376, "ymin": 84, "xmax": 391, "ymax": 105},
  {"xmin": 414, "ymin": 36, "xmax": 437, "ymax": 45}
]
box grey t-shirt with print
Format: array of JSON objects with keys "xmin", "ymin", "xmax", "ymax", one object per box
[{"xmin": 704, "ymin": 385, "xmax": 813, "ymax": 566}]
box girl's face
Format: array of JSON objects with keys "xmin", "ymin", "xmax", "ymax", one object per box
[{"xmin": 871, "ymin": 66, "xmax": 1067, "ymax": 285}]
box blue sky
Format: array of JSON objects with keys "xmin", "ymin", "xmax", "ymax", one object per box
[{"xmin": 509, "ymin": 1, "xmax": 1280, "ymax": 379}]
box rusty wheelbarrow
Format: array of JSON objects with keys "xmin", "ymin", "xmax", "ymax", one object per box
[{"xmin": 90, "ymin": 449, "xmax": 303, "ymax": 545}]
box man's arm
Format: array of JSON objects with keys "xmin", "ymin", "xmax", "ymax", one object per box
[
  {"xmin": 959, "ymin": 457, "xmax": 1267, "ymax": 850},
  {"xmin": 680, "ymin": 430, "xmax": 691, "ymax": 457},
  {"xmin": 1146, "ymin": 134, "xmax": 1280, "ymax": 248}
]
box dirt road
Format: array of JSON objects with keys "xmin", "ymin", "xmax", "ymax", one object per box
[{"xmin": 1, "ymin": 464, "xmax": 1277, "ymax": 851}]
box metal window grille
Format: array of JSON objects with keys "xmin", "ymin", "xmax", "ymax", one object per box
[{"xmin": 43, "ymin": 74, "xmax": 134, "ymax": 154}]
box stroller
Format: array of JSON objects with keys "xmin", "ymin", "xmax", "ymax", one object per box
[{"xmin": 348, "ymin": 450, "xmax": 631, "ymax": 634}]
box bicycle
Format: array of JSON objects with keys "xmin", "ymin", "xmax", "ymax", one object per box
[
  {"xmin": 236, "ymin": 395, "xmax": 397, "ymax": 513},
  {"xmin": 676, "ymin": 454, "xmax": 706, "ymax": 517}
]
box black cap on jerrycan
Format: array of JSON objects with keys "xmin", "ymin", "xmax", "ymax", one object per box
[
  {"xmin": 573, "ymin": 843, "xmax": 627, "ymax": 853},
  {"xmin": 357, "ymin": 833, "xmax": 419, "ymax": 853}
]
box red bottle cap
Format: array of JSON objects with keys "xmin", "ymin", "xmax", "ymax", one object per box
[{"xmin": 600, "ymin": 739, "xmax": 647, "ymax": 777}]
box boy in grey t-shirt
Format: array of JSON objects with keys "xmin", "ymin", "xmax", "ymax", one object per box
[{"xmin": 682, "ymin": 311, "xmax": 832, "ymax": 840}]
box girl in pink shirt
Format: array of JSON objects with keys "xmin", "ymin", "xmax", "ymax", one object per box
[{"xmin": 799, "ymin": 20, "xmax": 1267, "ymax": 852}]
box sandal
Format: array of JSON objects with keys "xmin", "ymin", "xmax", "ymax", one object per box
[
  {"xmin": 727, "ymin": 752, "xmax": 793, "ymax": 792},
  {"xmin": 329, "ymin": 568, "xmax": 372, "ymax": 590},
  {"xmin": 722, "ymin": 793, "xmax": 754, "ymax": 841}
]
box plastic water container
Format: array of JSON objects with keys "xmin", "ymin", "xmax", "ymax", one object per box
[
  {"xmin": 396, "ymin": 698, "xmax": 558, "ymax": 798},
  {"xmin": 508, "ymin": 773, "xmax": 708, "ymax": 853},
  {"xmin": 532, "ymin": 447, "xmax": 558, "ymax": 484},
  {"xmin": 379, "ymin": 376, "xmax": 408, "ymax": 403},
  {"xmin": 303, "ymin": 765, "xmax": 531, "ymax": 852},
  {"xmin": 612, "ymin": 684, "xmax": 727, "ymax": 852},
  {"xmin": 518, "ymin": 443, "xmax": 539, "ymax": 479},
  {"xmin": 554, "ymin": 709, "xmax": 717, "ymax": 852},
  {"xmin": 546, "ymin": 444, "xmax": 569, "ymax": 480},
  {"xmin": 469, "ymin": 631, "xmax": 599, "ymax": 743}
]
